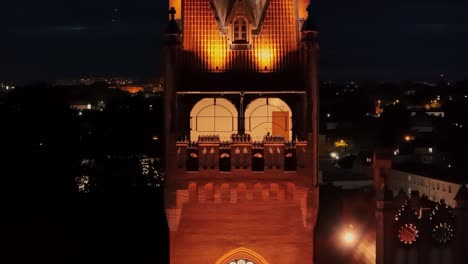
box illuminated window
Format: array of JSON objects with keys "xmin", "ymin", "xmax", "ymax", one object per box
[
  {"xmin": 216, "ymin": 247, "xmax": 267, "ymax": 264},
  {"xmin": 228, "ymin": 260, "xmax": 254, "ymax": 264},
  {"xmin": 233, "ymin": 17, "xmax": 248, "ymax": 43},
  {"xmin": 190, "ymin": 98, "xmax": 238, "ymax": 141},
  {"xmin": 244, "ymin": 98, "xmax": 292, "ymax": 141}
]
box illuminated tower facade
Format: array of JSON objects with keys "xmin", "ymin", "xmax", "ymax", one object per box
[{"xmin": 163, "ymin": 1, "xmax": 319, "ymax": 263}]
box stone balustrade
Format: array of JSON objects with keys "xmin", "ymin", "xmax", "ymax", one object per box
[{"xmin": 175, "ymin": 134, "xmax": 307, "ymax": 172}]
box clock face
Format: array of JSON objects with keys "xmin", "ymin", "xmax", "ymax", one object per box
[
  {"xmin": 433, "ymin": 223, "xmax": 454, "ymax": 244},
  {"xmin": 398, "ymin": 224, "xmax": 419, "ymax": 245}
]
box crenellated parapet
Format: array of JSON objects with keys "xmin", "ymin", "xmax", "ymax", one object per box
[
  {"xmin": 175, "ymin": 134, "xmax": 308, "ymax": 172},
  {"xmin": 166, "ymin": 181, "xmax": 313, "ymax": 232}
]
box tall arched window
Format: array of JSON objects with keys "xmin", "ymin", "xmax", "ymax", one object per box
[
  {"xmin": 233, "ymin": 16, "xmax": 248, "ymax": 43},
  {"xmin": 190, "ymin": 98, "xmax": 238, "ymax": 141},
  {"xmin": 244, "ymin": 98, "xmax": 292, "ymax": 141}
]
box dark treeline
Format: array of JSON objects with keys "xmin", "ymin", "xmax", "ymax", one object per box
[{"xmin": 1, "ymin": 83, "xmax": 168, "ymax": 264}]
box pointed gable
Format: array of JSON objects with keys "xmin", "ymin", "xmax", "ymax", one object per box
[
  {"xmin": 225, "ymin": 0, "xmax": 256, "ymax": 25},
  {"xmin": 455, "ymin": 185, "xmax": 468, "ymax": 201},
  {"xmin": 210, "ymin": 0, "xmax": 269, "ymax": 30}
]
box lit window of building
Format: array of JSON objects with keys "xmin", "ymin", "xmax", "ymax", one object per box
[{"xmin": 233, "ymin": 16, "xmax": 248, "ymax": 43}]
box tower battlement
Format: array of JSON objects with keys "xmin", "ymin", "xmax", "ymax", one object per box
[{"xmin": 176, "ymin": 134, "xmax": 308, "ymax": 173}]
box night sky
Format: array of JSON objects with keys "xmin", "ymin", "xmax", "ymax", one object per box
[{"xmin": 2, "ymin": 0, "xmax": 468, "ymax": 82}]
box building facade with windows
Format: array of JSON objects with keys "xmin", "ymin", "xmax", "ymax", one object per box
[
  {"xmin": 373, "ymin": 155, "xmax": 468, "ymax": 264},
  {"xmin": 163, "ymin": 1, "xmax": 319, "ymax": 263}
]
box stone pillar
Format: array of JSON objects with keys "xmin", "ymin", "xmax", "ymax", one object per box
[
  {"xmin": 239, "ymin": 92, "xmax": 245, "ymax": 134},
  {"xmin": 163, "ymin": 7, "xmax": 182, "ymax": 209},
  {"xmin": 301, "ymin": 8, "xmax": 320, "ymax": 263},
  {"xmin": 376, "ymin": 189, "xmax": 396, "ymax": 264},
  {"xmin": 453, "ymin": 189, "xmax": 468, "ymax": 264}
]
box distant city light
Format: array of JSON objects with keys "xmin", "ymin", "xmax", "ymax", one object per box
[
  {"xmin": 404, "ymin": 135, "xmax": 413, "ymax": 142},
  {"xmin": 330, "ymin": 151, "xmax": 339, "ymax": 159},
  {"xmin": 334, "ymin": 139, "xmax": 349, "ymax": 148}
]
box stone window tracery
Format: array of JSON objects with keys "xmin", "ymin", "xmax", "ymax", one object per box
[{"xmin": 228, "ymin": 260, "xmax": 255, "ymax": 264}]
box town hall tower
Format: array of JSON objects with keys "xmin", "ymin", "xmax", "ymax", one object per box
[{"xmin": 163, "ymin": 0, "xmax": 319, "ymax": 263}]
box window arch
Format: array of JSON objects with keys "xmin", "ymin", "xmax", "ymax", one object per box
[
  {"xmin": 244, "ymin": 98, "xmax": 292, "ymax": 141},
  {"xmin": 215, "ymin": 247, "xmax": 269, "ymax": 264},
  {"xmin": 190, "ymin": 98, "xmax": 238, "ymax": 141}
]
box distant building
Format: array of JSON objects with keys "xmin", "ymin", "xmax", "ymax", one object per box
[
  {"xmin": 410, "ymin": 111, "xmax": 445, "ymax": 118},
  {"xmin": 0, "ymin": 82, "xmax": 15, "ymax": 92},
  {"xmin": 70, "ymin": 102, "xmax": 92, "ymax": 111},
  {"xmin": 409, "ymin": 114, "xmax": 434, "ymax": 133},
  {"xmin": 70, "ymin": 101, "xmax": 105, "ymax": 112},
  {"xmin": 386, "ymin": 168, "xmax": 465, "ymax": 208},
  {"xmin": 374, "ymin": 153, "xmax": 468, "ymax": 264}
]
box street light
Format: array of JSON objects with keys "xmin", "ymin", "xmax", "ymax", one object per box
[
  {"xmin": 341, "ymin": 225, "xmax": 357, "ymax": 246},
  {"xmin": 330, "ymin": 151, "xmax": 339, "ymax": 159},
  {"xmin": 343, "ymin": 230, "xmax": 356, "ymax": 245}
]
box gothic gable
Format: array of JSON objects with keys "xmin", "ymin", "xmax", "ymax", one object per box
[{"xmin": 210, "ymin": 0, "xmax": 270, "ymax": 31}]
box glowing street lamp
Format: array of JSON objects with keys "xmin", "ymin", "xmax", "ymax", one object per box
[
  {"xmin": 404, "ymin": 135, "xmax": 414, "ymax": 142},
  {"xmin": 330, "ymin": 151, "xmax": 339, "ymax": 160},
  {"xmin": 343, "ymin": 230, "xmax": 356, "ymax": 244},
  {"xmin": 341, "ymin": 225, "xmax": 357, "ymax": 246}
]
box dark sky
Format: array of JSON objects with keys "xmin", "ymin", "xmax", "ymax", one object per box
[{"xmin": 2, "ymin": 0, "xmax": 468, "ymax": 82}]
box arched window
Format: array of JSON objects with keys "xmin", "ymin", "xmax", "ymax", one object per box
[
  {"xmin": 190, "ymin": 98, "xmax": 238, "ymax": 141},
  {"xmin": 228, "ymin": 260, "xmax": 255, "ymax": 264},
  {"xmin": 215, "ymin": 247, "xmax": 269, "ymax": 264},
  {"xmin": 244, "ymin": 98, "xmax": 292, "ymax": 141},
  {"xmin": 233, "ymin": 16, "xmax": 248, "ymax": 43}
]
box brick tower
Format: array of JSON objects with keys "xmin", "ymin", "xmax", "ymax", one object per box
[{"xmin": 163, "ymin": 1, "xmax": 319, "ymax": 263}]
